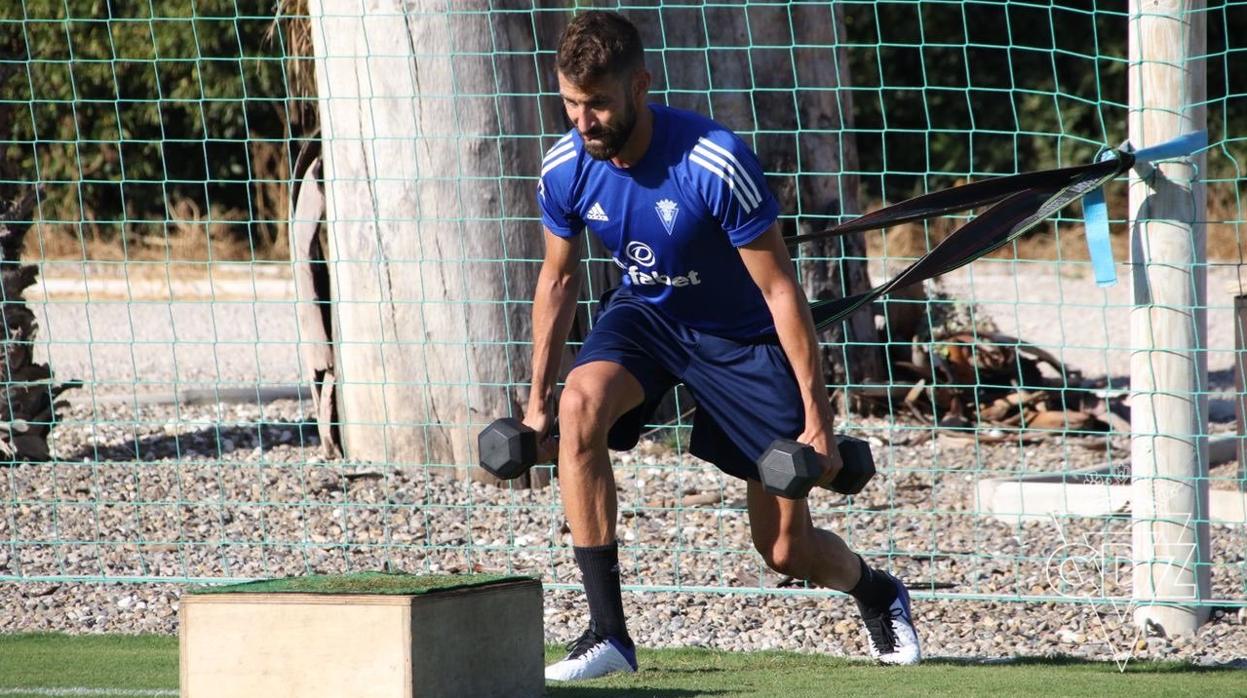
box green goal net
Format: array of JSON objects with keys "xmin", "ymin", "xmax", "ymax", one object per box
[{"xmin": 0, "ymin": 0, "xmax": 1243, "ymax": 614}]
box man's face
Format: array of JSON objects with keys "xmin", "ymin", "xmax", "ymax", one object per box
[{"xmin": 557, "ymin": 71, "xmax": 638, "ymax": 161}]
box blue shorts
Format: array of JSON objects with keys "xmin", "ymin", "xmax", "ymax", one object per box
[{"xmin": 571, "ymin": 287, "xmax": 805, "ymax": 482}]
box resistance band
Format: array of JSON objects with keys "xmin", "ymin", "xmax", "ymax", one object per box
[{"xmin": 800, "ymin": 131, "xmax": 1206, "ymax": 331}]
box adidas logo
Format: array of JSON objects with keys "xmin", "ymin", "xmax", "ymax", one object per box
[{"xmin": 586, "ymin": 202, "xmax": 609, "ymax": 222}]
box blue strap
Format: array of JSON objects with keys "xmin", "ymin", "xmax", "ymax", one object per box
[
  {"xmin": 1079, "ymin": 130, "xmax": 1207, "ymax": 288},
  {"xmin": 1082, "ymin": 173, "xmax": 1116, "ymax": 287},
  {"xmin": 1130, "ymin": 130, "xmax": 1208, "ymax": 164}
]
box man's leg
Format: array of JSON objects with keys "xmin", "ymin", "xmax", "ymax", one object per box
[
  {"xmin": 557, "ymin": 360, "xmax": 644, "ymax": 548},
  {"xmin": 746, "ymin": 481, "xmax": 921, "ymax": 665},
  {"xmin": 546, "ymin": 360, "xmax": 645, "ymax": 681},
  {"xmin": 745, "ymin": 479, "xmax": 863, "ymax": 589}
]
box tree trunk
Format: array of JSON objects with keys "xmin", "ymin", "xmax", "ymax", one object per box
[
  {"xmin": 289, "ymin": 135, "xmax": 341, "ymax": 459},
  {"xmin": 784, "ymin": 3, "xmax": 885, "ymax": 390},
  {"xmin": 635, "ymin": 4, "xmax": 884, "ymax": 393},
  {"xmin": 0, "ymin": 32, "xmax": 76, "ymax": 462},
  {"xmin": 308, "ymin": 2, "xmax": 881, "ymax": 478},
  {"xmin": 0, "ymin": 188, "xmax": 77, "ymax": 462},
  {"xmin": 309, "ymin": 0, "xmax": 565, "ymax": 485}
]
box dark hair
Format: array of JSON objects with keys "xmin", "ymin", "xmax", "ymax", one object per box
[{"xmin": 556, "ymin": 10, "xmax": 644, "ymax": 85}]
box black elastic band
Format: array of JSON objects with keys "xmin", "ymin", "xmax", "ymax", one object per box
[
  {"xmin": 801, "ymin": 151, "xmax": 1133, "ymax": 331},
  {"xmin": 788, "ymin": 153, "xmax": 1133, "ymax": 244}
]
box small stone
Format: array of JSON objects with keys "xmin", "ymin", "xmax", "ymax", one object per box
[
  {"xmin": 1058, "ymin": 629, "xmax": 1086, "ymax": 644},
  {"xmin": 833, "ymin": 619, "xmax": 856, "ymax": 635}
]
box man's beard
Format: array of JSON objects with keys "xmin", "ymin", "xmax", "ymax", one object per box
[{"xmin": 581, "ymin": 101, "xmax": 636, "ymax": 161}]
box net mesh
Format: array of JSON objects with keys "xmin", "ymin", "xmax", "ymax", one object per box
[{"xmin": 0, "ymin": 0, "xmax": 1243, "ymax": 611}]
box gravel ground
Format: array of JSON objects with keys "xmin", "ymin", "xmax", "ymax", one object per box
[
  {"xmin": 2, "ymin": 397, "xmax": 1244, "ymax": 664},
  {"xmin": 2, "ymin": 262, "xmax": 1245, "ymax": 664}
]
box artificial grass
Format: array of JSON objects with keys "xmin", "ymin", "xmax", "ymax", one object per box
[
  {"xmin": 543, "ymin": 645, "xmax": 1247, "ymax": 698},
  {"xmin": 1, "ymin": 632, "xmax": 1243, "ymax": 697},
  {"xmin": 187, "ymin": 571, "xmax": 534, "ymax": 596},
  {"xmin": 0, "ymin": 632, "xmax": 177, "ymax": 691}
]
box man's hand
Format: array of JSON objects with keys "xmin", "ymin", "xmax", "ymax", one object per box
[
  {"xmin": 798, "ymin": 416, "xmax": 844, "ymax": 490},
  {"xmin": 522, "ymin": 402, "xmax": 559, "ymax": 463}
]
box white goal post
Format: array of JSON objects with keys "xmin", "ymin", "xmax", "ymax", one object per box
[{"xmin": 1128, "ymin": 0, "xmax": 1212, "ymax": 634}]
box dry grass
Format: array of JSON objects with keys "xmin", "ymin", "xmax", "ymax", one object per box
[
  {"xmin": 24, "ymin": 200, "xmax": 282, "ymax": 263},
  {"xmin": 1207, "ymin": 181, "xmax": 1247, "ymax": 262},
  {"xmin": 22, "ymin": 178, "xmax": 1243, "ymax": 267},
  {"xmin": 247, "ymin": 139, "xmax": 292, "ymax": 260},
  {"xmin": 268, "ymin": 0, "xmax": 315, "ymax": 102}
]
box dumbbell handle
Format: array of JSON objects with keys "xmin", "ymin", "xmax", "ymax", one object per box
[
  {"xmin": 827, "ymin": 437, "xmax": 872, "ymax": 494},
  {"xmin": 536, "ymin": 422, "xmax": 559, "ymax": 462},
  {"xmin": 760, "ymin": 436, "xmax": 876, "ymax": 499},
  {"xmin": 507, "ymin": 418, "xmax": 562, "ymax": 458},
  {"xmin": 799, "ymin": 438, "xmax": 871, "ymax": 495}
]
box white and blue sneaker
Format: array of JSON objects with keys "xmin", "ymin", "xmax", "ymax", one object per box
[
  {"xmin": 545, "ymin": 626, "xmax": 638, "ymax": 682},
  {"xmin": 858, "ymin": 573, "xmax": 921, "ymax": 665}
]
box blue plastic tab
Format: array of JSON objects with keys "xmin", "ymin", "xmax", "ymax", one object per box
[
  {"xmin": 1082, "ymin": 184, "xmax": 1116, "ymax": 287},
  {"xmin": 1130, "ymin": 130, "xmax": 1208, "ymax": 164},
  {"xmin": 1080, "ymin": 130, "xmax": 1208, "ymax": 287}
]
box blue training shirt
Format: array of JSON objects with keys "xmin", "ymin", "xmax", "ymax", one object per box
[{"xmin": 538, "ymin": 103, "xmax": 780, "ymax": 339}]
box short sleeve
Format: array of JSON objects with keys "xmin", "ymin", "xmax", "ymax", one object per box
[
  {"xmin": 537, "ymin": 134, "xmax": 583, "ymax": 238},
  {"xmin": 688, "ymin": 133, "xmax": 779, "ymax": 246}
]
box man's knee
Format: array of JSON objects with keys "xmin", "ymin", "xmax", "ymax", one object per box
[{"xmin": 558, "ymin": 380, "xmax": 610, "ymax": 450}]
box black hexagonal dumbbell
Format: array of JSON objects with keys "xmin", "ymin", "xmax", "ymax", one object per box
[
  {"xmin": 757, "ymin": 435, "xmax": 876, "ymax": 499},
  {"xmin": 477, "ymin": 417, "xmax": 558, "ymax": 480}
]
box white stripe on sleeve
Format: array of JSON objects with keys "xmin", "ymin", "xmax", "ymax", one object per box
[
  {"xmin": 695, "ymin": 137, "xmax": 764, "ymax": 205},
  {"xmin": 689, "ymin": 152, "xmax": 755, "ymax": 213},
  {"xmin": 691, "ymin": 145, "xmax": 761, "ymax": 210},
  {"xmin": 541, "ymin": 149, "xmax": 577, "ymax": 177},
  {"xmin": 542, "ymin": 140, "xmax": 575, "ymax": 165}
]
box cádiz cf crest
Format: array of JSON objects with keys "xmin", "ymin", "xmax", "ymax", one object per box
[{"xmin": 655, "ymin": 198, "xmax": 679, "ymax": 235}]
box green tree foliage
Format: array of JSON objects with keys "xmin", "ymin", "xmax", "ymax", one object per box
[
  {"xmin": 2, "ymin": 0, "xmax": 308, "ymax": 254},
  {"xmin": 843, "ymin": 0, "xmax": 1245, "ymax": 203},
  {"xmin": 0, "ymin": 1, "xmax": 1240, "ymax": 255}
]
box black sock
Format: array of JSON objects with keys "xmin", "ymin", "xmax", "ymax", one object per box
[
  {"xmin": 573, "ymin": 541, "xmax": 631, "ymax": 645},
  {"xmin": 848, "ymin": 555, "xmax": 898, "ymax": 612}
]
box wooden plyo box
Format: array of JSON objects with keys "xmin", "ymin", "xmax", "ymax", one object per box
[{"xmin": 180, "ymin": 575, "xmax": 543, "ymax": 698}]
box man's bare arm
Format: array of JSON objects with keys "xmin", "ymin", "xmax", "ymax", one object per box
[
  {"xmin": 737, "ymin": 222, "xmax": 843, "ymax": 478},
  {"xmin": 525, "ymin": 228, "xmax": 583, "ymax": 431}
]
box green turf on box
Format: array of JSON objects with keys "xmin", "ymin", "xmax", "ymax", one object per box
[{"xmin": 188, "ymin": 572, "xmax": 533, "ymax": 596}]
